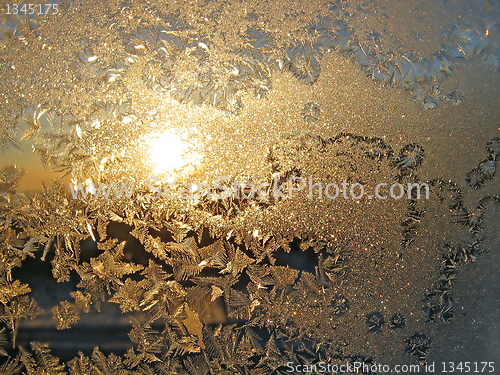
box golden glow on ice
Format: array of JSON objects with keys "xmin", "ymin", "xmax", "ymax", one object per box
[{"xmin": 145, "ymin": 129, "xmax": 203, "ymax": 181}]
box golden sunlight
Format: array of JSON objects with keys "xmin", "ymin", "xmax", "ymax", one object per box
[{"xmin": 144, "ymin": 129, "xmax": 204, "ymax": 181}]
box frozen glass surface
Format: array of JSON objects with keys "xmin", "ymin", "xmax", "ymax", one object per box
[{"xmin": 0, "ymin": 0, "xmax": 499, "ymax": 372}]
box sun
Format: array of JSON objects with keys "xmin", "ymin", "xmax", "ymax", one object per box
[{"xmin": 144, "ymin": 129, "xmax": 204, "ymax": 181}]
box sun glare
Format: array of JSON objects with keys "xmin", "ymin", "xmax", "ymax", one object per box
[{"xmin": 145, "ymin": 129, "xmax": 203, "ymax": 180}]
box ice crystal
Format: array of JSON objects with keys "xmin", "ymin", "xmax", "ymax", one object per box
[
  {"xmin": 52, "ymin": 301, "xmax": 79, "ymax": 330},
  {"xmin": 75, "ymin": 239, "xmax": 143, "ymax": 311},
  {"xmin": 0, "ymin": 285, "xmax": 42, "ymax": 347},
  {"xmin": 20, "ymin": 342, "xmax": 66, "ymax": 375}
]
